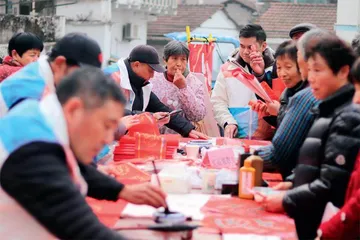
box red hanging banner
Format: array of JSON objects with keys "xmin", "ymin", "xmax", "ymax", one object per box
[{"xmin": 188, "ymin": 43, "xmax": 215, "ymax": 92}]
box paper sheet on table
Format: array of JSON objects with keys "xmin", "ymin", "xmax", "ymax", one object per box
[
  {"xmin": 223, "ymin": 234, "xmax": 280, "ymax": 240},
  {"xmin": 121, "ymin": 194, "xmax": 214, "ymax": 220}
]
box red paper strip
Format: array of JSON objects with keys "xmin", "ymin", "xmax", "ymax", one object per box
[
  {"xmin": 272, "ymin": 78, "xmax": 286, "ymax": 100},
  {"xmin": 260, "ymin": 81, "xmax": 280, "ymax": 101}
]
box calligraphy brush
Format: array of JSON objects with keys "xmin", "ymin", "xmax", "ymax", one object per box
[{"xmin": 152, "ymin": 160, "xmax": 170, "ymax": 214}]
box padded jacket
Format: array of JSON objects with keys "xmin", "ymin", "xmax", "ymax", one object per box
[{"xmin": 282, "ymin": 84, "xmax": 360, "ymax": 239}]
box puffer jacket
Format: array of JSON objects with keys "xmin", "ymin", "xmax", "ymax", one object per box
[
  {"xmin": 318, "ymin": 152, "xmax": 360, "ymax": 239},
  {"xmin": 282, "ymin": 84, "xmax": 360, "ymax": 240}
]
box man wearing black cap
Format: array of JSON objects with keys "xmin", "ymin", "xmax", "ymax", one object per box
[
  {"xmin": 289, "ymin": 23, "xmax": 317, "ymax": 41},
  {"xmin": 0, "ymin": 32, "xmax": 103, "ymax": 117},
  {"xmin": 271, "ymin": 23, "xmax": 317, "ymax": 79},
  {"xmin": 104, "ymin": 45, "xmax": 207, "ymax": 138}
]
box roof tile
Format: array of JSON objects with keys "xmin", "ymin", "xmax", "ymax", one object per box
[
  {"xmin": 255, "ymin": 3, "xmax": 337, "ymax": 38},
  {"xmin": 148, "ymin": 4, "xmax": 223, "ymax": 37}
]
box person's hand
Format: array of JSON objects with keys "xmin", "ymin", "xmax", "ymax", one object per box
[
  {"xmin": 188, "ymin": 130, "xmax": 209, "ymax": 139},
  {"xmin": 272, "ymin": 181, "xmax": 293, "ymax": 190},
  {"xmin": 262, "ymin": 191, "xmax": 286, "ymax": 213},
  {"xmin": 97, "ymin": 165, "xmax": 117, "ymax": 178},
  {"xmin": 173, "ymin": 69, "xmax": 187, "ymax": 89},
  {"xmin": 153, "ymin": 112, "xmax": 170, "ymax": 126},
  {"xmin": 266, "ymin": 101, "xmax": 280, "ymax": 116},
  {"xmin": 224, "ymin": 124, "xmax": 238, "ymax": 138},
  {"xmin": 249, "ymin": 45, "xmax": 265, "ymax": 76},
  {"xmin": 118, "ymin": 183, "xmax": 167, "ymax": 208},
  {"xmin": 121, "ymin": 115, "xmax": 140, "ymax": 130},
  {"xmin": 249, "ymin": 100, "xmax": 268, "ymax": 113}
]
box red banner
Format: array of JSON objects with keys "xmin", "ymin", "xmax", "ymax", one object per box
[{"xmin": 188, "ymin": 43, "xmax": 215, "ymax": 92}]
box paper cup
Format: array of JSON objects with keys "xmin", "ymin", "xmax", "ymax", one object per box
[
  {"xmin": 201, "ymin": 169, "xmax": 218, "ymax": 194},
  {"xmin": 186, "ymin": 144, "xmax": 200, "ymax": 159}
]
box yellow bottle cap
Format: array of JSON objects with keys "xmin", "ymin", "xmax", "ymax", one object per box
[{"xmin": 244, "ymin": 159, "xmax": 252, "ymax": 167}]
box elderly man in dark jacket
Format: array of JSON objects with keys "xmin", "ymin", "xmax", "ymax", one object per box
[{"xmin": 262, "ymin": 35, "xmax": 360, "ymax": 240}]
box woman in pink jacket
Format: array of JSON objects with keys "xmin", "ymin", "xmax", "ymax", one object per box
[{"xmin": 150, "ymin": 40, "xmax": 206, "ymax": 134}]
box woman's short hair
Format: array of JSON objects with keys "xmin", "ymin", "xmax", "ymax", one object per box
[
  {"xmin": 163, "ymin": 40, "xmax": 190, "ymax": 61},
  {"xmin": 8, "ymin": 32, "xmax": 43, "ymax": 57},
  {"xmin": 275, "ymin": 40, "xmax": 299, "ymax": 69},
  {"xmin": 306, "ymin": 35, "xmax": 356, "ymax": 75}
]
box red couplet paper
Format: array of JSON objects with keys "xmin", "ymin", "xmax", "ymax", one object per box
[
  {"xmin": 272, "ymin": 78, "xmax": 286, "ymax": 99},
  {"xmin": 109, "ymin": 162, "xmax": 151, "ymax": 184},
  {"xmin": 135, "ymin": 133, "xmax": 167, "ymax": 159},
  {"xmin": 127, "ymin": 112, "xmax": 160, "ymax": 137},
  {"xmin": 260, "ymin": 81, "xmax": 280, "ymax": 101},
  {"xmin": 201, "ymin": 196, "xmax": 296, "ymax": 239},
  {"xmin": 188, "ymin": 43, "xmax": 215, "ymax": 92},
  {"xmin": 202, "ymin": 148, "xmax": 237, "ymax": 169},
  {"xmin": 86, "ymin": 197, "xmax": 127, "ymax": 228}
]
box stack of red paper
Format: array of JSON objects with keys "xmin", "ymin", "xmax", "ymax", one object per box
[
  {"xmin": 113, "ymin": 136, "xmax": 136, "ymax": 160},
  {"xmin": 113, "ymin": 134, "xmax": 180, "ymax": 161}
]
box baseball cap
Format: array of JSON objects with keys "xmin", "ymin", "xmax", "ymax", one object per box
[
  {"xmin": 49, "ymin": 32, "xmax": 102, "ymax": 68},
  {"xmin": 128, "ymin": 45, "xmax": 165, "ymax": 72},
  {"xmin": 289, "ymin": 23, "xmax": 317, "ymax": 39}
]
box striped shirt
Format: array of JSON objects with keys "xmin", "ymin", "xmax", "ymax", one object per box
[{"xmin": 258, "ymin": 87, "xmax": 319, "ymax": 177}]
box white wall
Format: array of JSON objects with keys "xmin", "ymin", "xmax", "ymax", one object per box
[
  {"xmin": 110, "ymin": 9, "xmax": 149, "ymax": 59},
  {"xmin": 194, "ymin": 10, "xmax": 238, "ymax": 57},
  {"xmin": 65, "ymin": 22, "xmax": 111, "ymax": 66},
  {"xmin": 194, "ymin": 10, "xmax": 238, "ymax": 37},
  {"xmin": 56, "ymin": 0, "xmax": 111, "ymax": 21},
  {"xmin": 267, "ymin": 38, "xmax": 288, "ymax": 51},
  {"xmin": 193, "ymin": 11, "xmax": 239, "ymax": 82},
  {"xmin": 57, "ymin": 0, "xmax": 153, "ymax": 65},
  {"xmin": 335, "ymin": 0, "xmax": 360, "ymax": 43}
]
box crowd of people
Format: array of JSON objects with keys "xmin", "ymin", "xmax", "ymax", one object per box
[{"xmin": 0, "ymin": 22, "xmax": 359, "ymax": 239}]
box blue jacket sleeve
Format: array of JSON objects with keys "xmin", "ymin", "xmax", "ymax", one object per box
[{"xmin": 257, "ymin": 89, "xmax": 318, "ymax": 176}]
